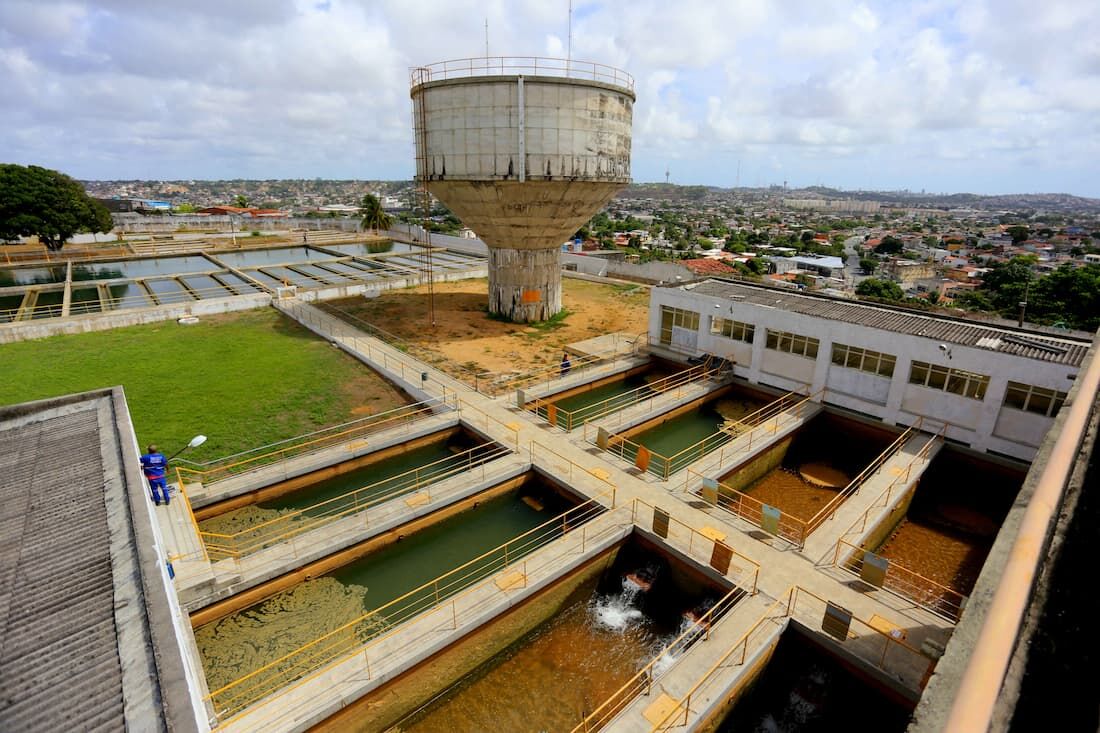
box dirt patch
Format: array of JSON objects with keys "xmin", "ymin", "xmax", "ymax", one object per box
[{"xmin": 322, "ymin": 278, "xmax": 650, "ymax": 380}]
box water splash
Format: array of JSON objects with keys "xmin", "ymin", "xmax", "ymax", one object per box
[
  {"xmin": 590, "ymin": 569, "xmax": 656, "ymax": 632},
  {"xmin": 591, "ymin": 588, "xmax": 645, "ymax": 631}
]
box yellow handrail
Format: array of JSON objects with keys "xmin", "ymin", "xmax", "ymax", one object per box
[
  {"xmin": 572, "ymin": 583, "xmax": 745, "ymax": 733},
  {"xmin": 177, "ymin": 396, "xmax": 450, "ymax": 485},
  {"xmin": 172, "ymin": 467, "xmax": 209, "ymax": 563},
  {"xmin": 528, "ymin": 439, "xmax": 617, "ymax": 507},
  {"xmin": 205, "ymin": 488, "xmax": 620, "ymax": 720},
  {"xmin": 593, "ymin": 389, "xmax": 818, "ymax": 480},
  {"xmin": 650, "ymin": 585, "xmax": 935, "ymax": 731},
  {"xmin": 198, "ymin": 442, "xmax": 511, "ymax": 559},
  {"xmin": 524, "ymin": 363, "xmax": 715, "ymax": 431},
  {"xmin": 833, "ymin": 538, "xmax": 967, "ymax": 622},
  {"xmin": 630, "ymin": 497, "xmax": 760, "ymax": 595},
  {"xmin": 800, "ymin": 419, "xmax": 920, "ymax": 538}
]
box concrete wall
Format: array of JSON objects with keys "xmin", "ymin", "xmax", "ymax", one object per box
[
  {"xmin": 649, "ymin": 285, "xmax": 1081, "ymax": 460},
  {"xmin": 717, "ymin": 435, "xmax": 794, "ymax": 493},
  {"xmin": 413, "ymin": 76, "xmax": 633, "ymax": 183},
  {"xmin": 0, "ymin": 292, "xmax": 271, "ymax": 344},
  {"xmin": 309, "ymin": 544, "xmax": 619, "ymax": 733}
]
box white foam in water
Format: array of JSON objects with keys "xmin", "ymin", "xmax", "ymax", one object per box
[
  {"xmin": 592, "ymin": 589, "xmax": 645, "ymax": 631},
  {"xmin": 590, "ymin": 573, "xmax": 650, "ymax": 631},
  {"xmin": 651, "ymin": 649, "xmax": 678, "ymax": 678}
]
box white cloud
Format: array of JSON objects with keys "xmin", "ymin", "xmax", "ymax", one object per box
[{"xmin": 0, "ymin": 0, "xmax": 1096, "ymax": 194}]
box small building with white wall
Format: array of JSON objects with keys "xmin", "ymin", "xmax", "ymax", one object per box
[{"xmin": 648, "ymin": 278, "xmax": 1089, "ymax": 461}]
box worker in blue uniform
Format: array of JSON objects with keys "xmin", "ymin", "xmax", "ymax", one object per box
[
  {"xmin": 560, "ymin": 351, "xmax": 572, "ymax": 376},
  {"xmin": 140, "ymin": 444, "xmax": 170, "ymax": 506}
]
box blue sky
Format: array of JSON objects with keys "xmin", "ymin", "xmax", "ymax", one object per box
[{"xmin": 1, "ymin": 0, "xmax": 1098, "ymax": 196}]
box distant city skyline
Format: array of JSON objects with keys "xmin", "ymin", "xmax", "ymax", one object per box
[{"xmin": 2, "ymin": 1, "xmax": 1098, "ymax": 197}]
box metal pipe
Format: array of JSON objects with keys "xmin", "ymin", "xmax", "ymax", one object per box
[{"xmin": 943, "ymin": 339, "xmax": 1100, "ymax": 733}]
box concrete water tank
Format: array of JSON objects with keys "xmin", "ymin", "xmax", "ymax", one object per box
[{"xmin": 410, "ymin": 57, "xmax": 634, "ymax": 322}]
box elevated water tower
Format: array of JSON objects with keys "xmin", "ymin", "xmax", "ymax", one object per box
[{"xmin": 410, "ymin": 57, "xmax": 634, "ymax": 322}]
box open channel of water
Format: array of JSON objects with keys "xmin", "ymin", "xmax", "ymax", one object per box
[
  {"xmin": 195, "ymin": 482, "xmax": 570, "ymax": 694},
  {"xmin": 399, "ymin": 540, "xmax": 730, "ymax": 733},
  {"xmin": 876, "ymin": 448, "xmax": 1022, "ymax": 596},
  {"xmin": 198, "ymin": 431, "xmax": 487, "ymax": 536},
  {"xmin": 733, "ymin": 415, "xmax": 894, "ymax": 520},
  {"xmin": 716, "ymin": 630, "xmax": 911, "ymax": 732}
]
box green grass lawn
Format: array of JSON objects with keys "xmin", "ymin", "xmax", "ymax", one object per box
[{"xmin": 0, "ymin": 308, "xmax": 411, "ymax": 463}]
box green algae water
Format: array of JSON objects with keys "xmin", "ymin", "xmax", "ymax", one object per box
[
  {"xmin": 552, "ymin": 373, "xmax": 654, "ymax": 417},
  {"xmin": 631, "ymin": 403, "xmax": 727, "ymax": 458},
  {"xmin": 199, "ymin": 431, "xmax": 489, "ymax": 537},
  {"xmin": 196, "ymin": 483, "xmax": 570, "ymax": 695}
]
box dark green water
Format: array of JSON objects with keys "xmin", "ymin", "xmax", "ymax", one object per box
[
  {"xmin": 31, "ymin": 290, "xmax": 64, "ymax": 317},
  {"xmin": 0, "ymin": 293, "xmax": 25, "ymax": 318},
  {"xmin": 70, "ymin": 287, "xmax": 102, "ymax": 313},
  {"xmin": 262, "ymin": 433, "xmax": 483, "ymax": 514},
  {"xmin": 332, "ymin": 487, "xmax": 566, "ymax": 613},
  {"xmin": 631, "ymin": 404, "xmax": 727, "ymax": 458},
  {"xmin": 553, "ymin": 374, "xmax": 651, "ymax": 412},
  {"xmin": 196, "ymin": 485, "xmax": 570, "ymax": 697}
]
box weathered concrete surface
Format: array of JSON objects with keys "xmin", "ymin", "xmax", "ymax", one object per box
[
  {"xmin": 211, "ymin": 298, "xmax": 956, "ymax": 733},
  {"xmin": 487, "ymin": 245, "xmax": 562, "ymax": 321},
  {"xmin": 908, "ymin": 336, "xmax": 1100, "ymax": 733},
  {"xmin": 411, "ymin": 74, "xmax": 634, "ymax": 321}
]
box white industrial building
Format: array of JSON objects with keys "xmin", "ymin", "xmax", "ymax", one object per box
[{"xmin": 648, "ymin": 278, "xmax": 1088, "ymax": 461}]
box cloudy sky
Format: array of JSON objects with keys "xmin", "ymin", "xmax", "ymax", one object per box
[{"xmin": 2, "ymin": 0, "xmax": 1098, "ymax": 195}]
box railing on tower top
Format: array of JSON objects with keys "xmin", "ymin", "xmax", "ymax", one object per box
[{"xmin": 410, "ymin": 56, "xmax": 635, "ymax": 93}]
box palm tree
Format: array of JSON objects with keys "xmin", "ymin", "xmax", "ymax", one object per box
[{"xmin": 360, "ymin": 194, "xmax": 392, "ymax": 234}]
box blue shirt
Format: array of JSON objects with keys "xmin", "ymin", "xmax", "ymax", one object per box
[{"xmin": 140, "ymin": 452, "xmax": 168, "ymax": 480}]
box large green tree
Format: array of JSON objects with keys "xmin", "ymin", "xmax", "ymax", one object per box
[
  {"xmin": 957, "ymin": 256, "xmax": 1100, "ymax": 331},
  {"xmin": 0, "ymin": 164, "xmax": 113, "ymax": 251},
  {"xmin": 856, "ymin": 277, "xmax": 905, "ymax": 301},
  {"xmin": 359, "ymin": 193, "xmax": 392, "ymax": 233},
  {"xmin": 874, "ymin": 235, "xmax": 904, "ymax": 255}
]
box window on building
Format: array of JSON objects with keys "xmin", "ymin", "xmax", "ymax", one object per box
[
  {"xmin": 1003, "ymin": 381, "xmax": 1067, "ymax": 417},
  {"xmin": 659, "ymin": 306, "xmax": 700, "ymax": 345},
  {"xmin": 908, "ymin": 360, "xmax": 989, "ymax": 400},
  {"xmin": 765, "ymin": 329, "xmax": 820, "ymax": 359},
  {"xmin": 830, "ymin": 343, "xmax": 896, "ymax": 378},
  {"xmin": 710, "ymin": 317, "xmax": 755, "ymax": 343}
]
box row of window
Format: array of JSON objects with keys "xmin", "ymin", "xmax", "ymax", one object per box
[
  {"xmin": 831, "ymin": 344, "xmax": 896, "ymax": 378},
  {"xmin": 1004, "ymin": 381, "xmax": 1068, "ymax": 417},
  {"xmin": 663, "ymin": 306, "xmax": 1064, "ymax": 415},
  {"xmin": 765, "ymin": 329, "xmax": 820, "ymax": 358},
  {"xmin": 710, "ymin": 317, "xmax": 755, "ymax": 343},
  {"xmin": 908, "ymin": 361, "xmax": 991, "ymax": 400},
  {"xmin": 659, "ymin": 306, "xmax": 700, "ymax": 346}
]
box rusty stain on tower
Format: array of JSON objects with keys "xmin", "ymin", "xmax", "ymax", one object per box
[{"xmin": 410, "ymin": 57, "xmax": 635, "ymax": 322}]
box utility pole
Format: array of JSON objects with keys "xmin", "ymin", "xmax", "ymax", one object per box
[{"xmin": 1018, "ymin": 276, "xmax": 1031, "ymax": 327}]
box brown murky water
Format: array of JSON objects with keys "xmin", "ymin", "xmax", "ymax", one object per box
[
  {"xmin": 742, "ymin": 468, "xmax": 845, "ymax": 522},
  {"xmin": 399, "ymin": 594, "xmax": 665, "ymax": 733},
  {"xmin": 877, "ymin": 520, "xmax": 989, "ymax": 595},
  {"xmin": 876, "ymin": 448, "xmax": 1022, "ymax": 605}
]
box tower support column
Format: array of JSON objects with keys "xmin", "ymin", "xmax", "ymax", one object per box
[{"xmin": 487, "ymin": 247, "xmax": 562, "ymax": 322}]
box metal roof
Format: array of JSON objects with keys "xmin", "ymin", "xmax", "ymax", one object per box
[
  {"xmin": 0, "ymin": 393, "xmax": 184, "ymax": 732},
  {"xmin": 688, "ymin": 279, "xmax": 1091, "ymax": 367}
]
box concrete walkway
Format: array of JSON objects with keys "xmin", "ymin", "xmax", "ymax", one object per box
[{"xmin": 199, "ymin": 300, "xmax": 958, "ymax": 732}]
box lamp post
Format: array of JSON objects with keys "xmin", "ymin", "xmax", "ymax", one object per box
[{"xmin": 168, "ymin": 434, "xmax": 207, "ymax": 461}]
